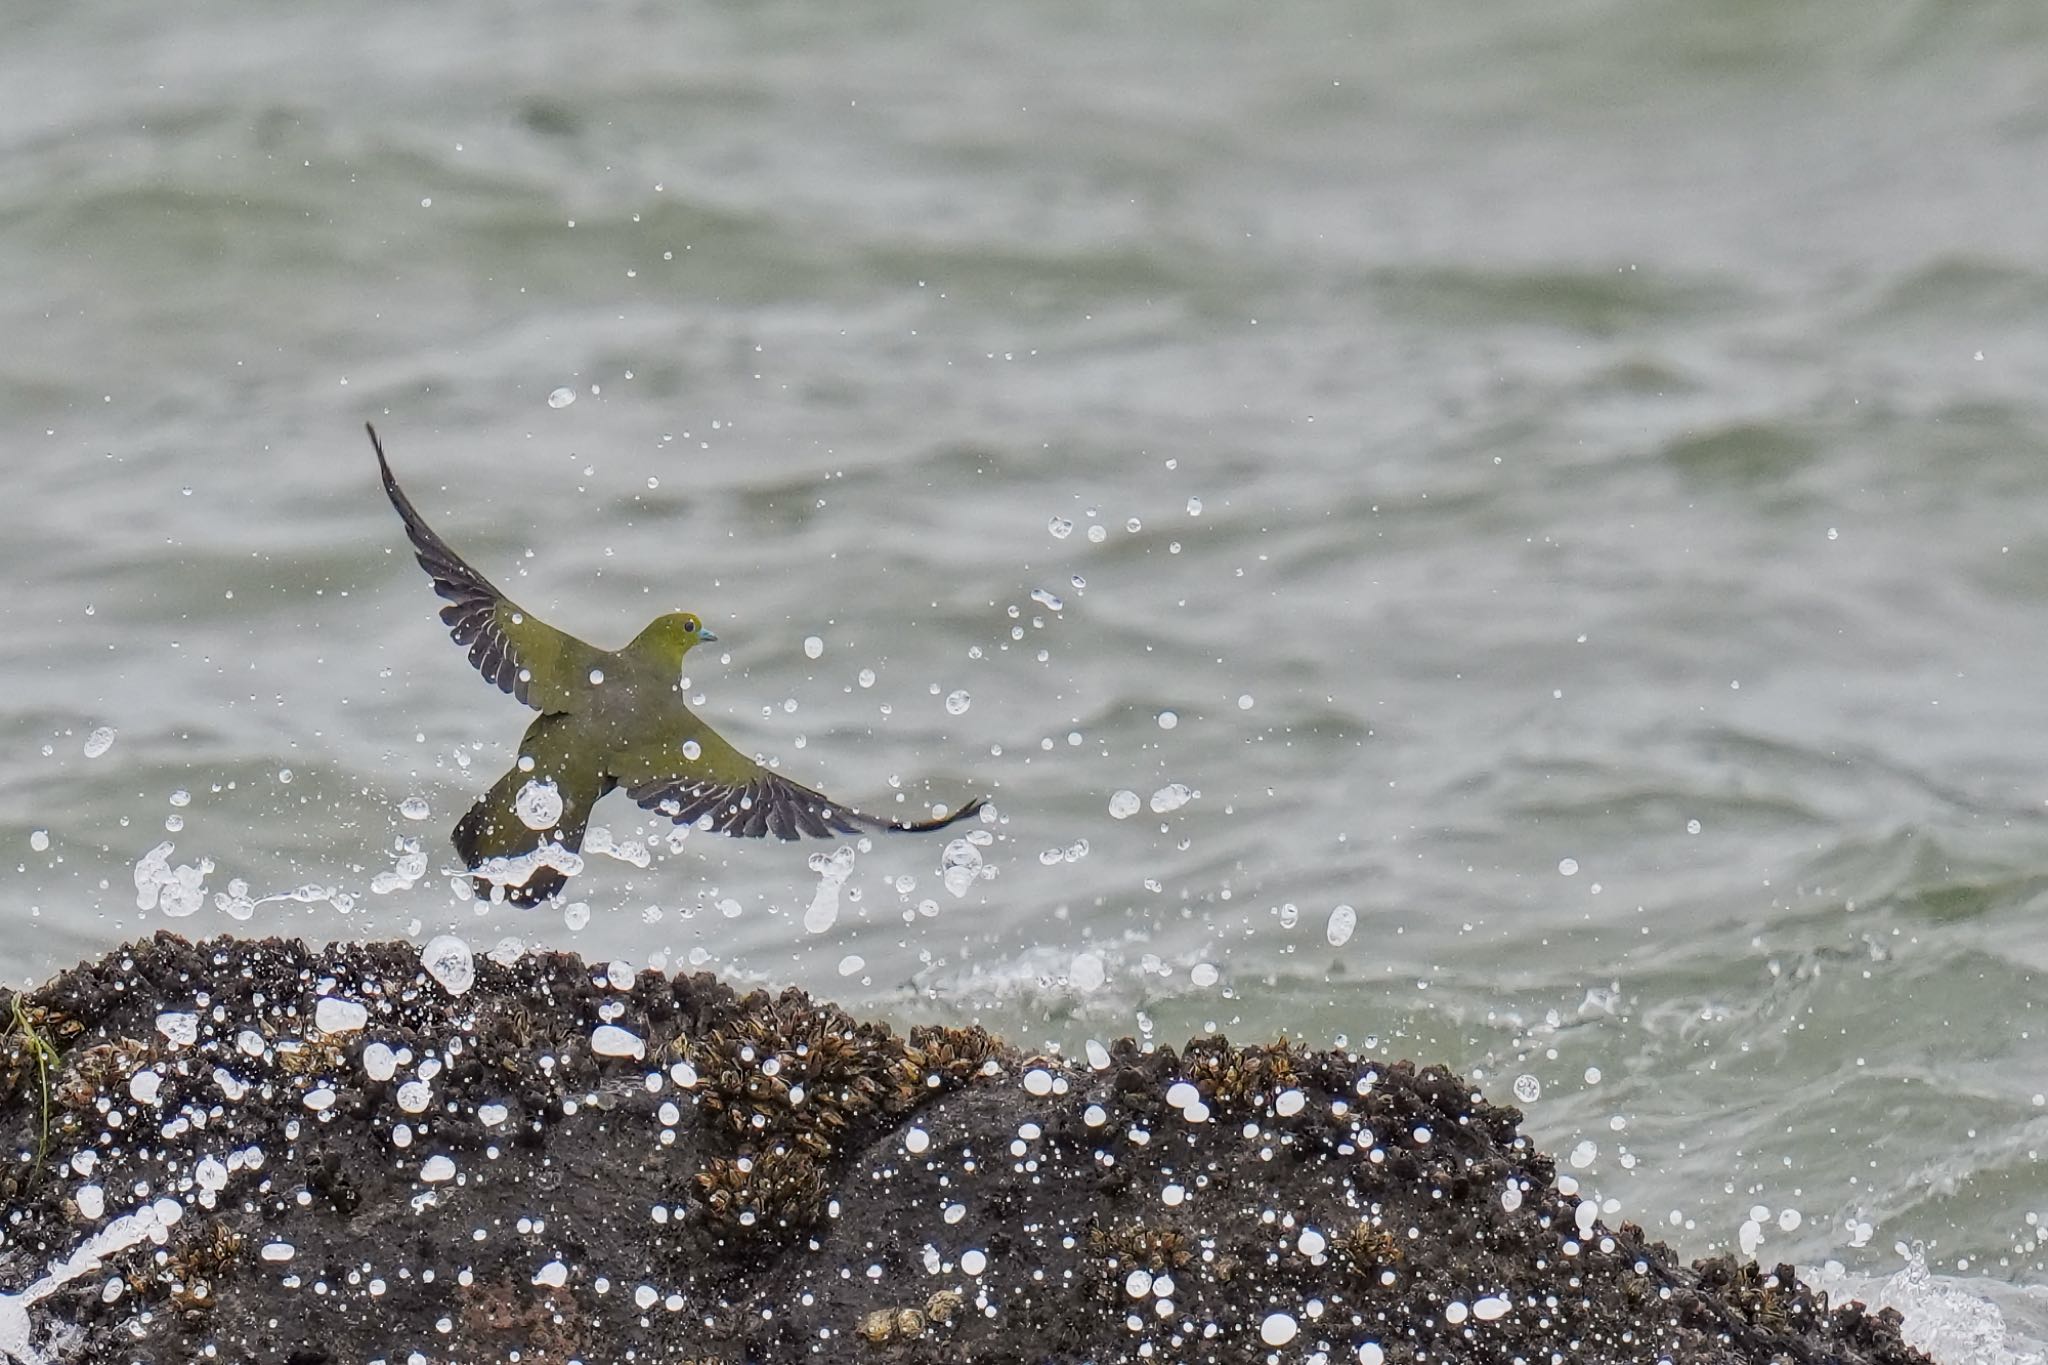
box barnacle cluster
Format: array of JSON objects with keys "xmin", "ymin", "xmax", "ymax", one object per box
[
  {"xmin": 163, "ymin": 1219, "xmax": 245, "ymax": 1311},
  {"xmin": 116, "ymin": 1218, "xmax": 245, "ymax": 1312},
  {"xmin": 903, "ymin": 1023, "xmax": 1007, "ymax": 1089},
  {"xmin": 1337, "ymin": 1219, "xmax": 1404, "ymax": 1278},
  {"xmin": 693, "ymin": 991, "xmax": 912, "ymax": 1150},
  {"xmin": 1087, "ymin": 1219, "xmax": 1194, "ymax": 1273},
  {"xmin": 1706, "ymin": 1258, "xmax": 1805, "ymax": 1334},
  {"xmin": 1175, "ymin": 1035, "xmax": 1305, "ymax": 1110},
  {"xmin": 853, "ymin": 1291, "xmax": 966, "ymax": 1347},
  {"xmin": 273, "ymin": 1032, "xmax": 350, "ymax": 1080},
  {"xmin": 55, "ymin": 1037, "xmax": 151, "ymax": 1109},
  {"xmin": 692, "ymin": 1149, "xmax": 829, "ymax": 1230},
  {"xmin": 687, "ymin": 990, "xmax": 922, "ymax": 1233}
]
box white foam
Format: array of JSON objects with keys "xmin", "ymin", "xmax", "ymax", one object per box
[{"xmin": 1815, "ymin": 1248, "xmax": 2048, "ymax": 1365}]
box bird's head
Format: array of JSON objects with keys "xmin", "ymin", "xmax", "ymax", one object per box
[{"xmin": 630, "ymin": 610, "xmax": 718, "ymax": 669}]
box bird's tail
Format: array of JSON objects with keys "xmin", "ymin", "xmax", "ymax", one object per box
[
  {"xmin": 456, "ymin": 719, "xmax": 606, "ymax": 906},
  {"xmin": 851, "ymin": 795, "xmax": 988, "ymax": 835}
]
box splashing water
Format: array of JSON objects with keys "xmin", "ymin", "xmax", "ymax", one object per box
[
  {"xmin": 0, "ymin": 1198, "xmax": 184, "ymax": 1364},
  {"xmin": 941, "ymin": 837, "xmax": 984, "ymax": 898},
  {"xmin": 468, "ymin": 843, "xmax": 584, "ymax": 898},
  {"xmin": 134, "ymin": 841, "xmax": 212, "ymax": 917},
  {"xmin": 1815, "ymin": 1248, "xmax": 2047, "ymax": 1365},
  {"xmin": 370, "ymin": 838, "xmax": 431, "ymax": 895},
  {"xmin": 583, "ymin": 826, "xmax": 652, "ymax": 868},
  {"xmin": 804, "ymin": 845, "xmax": 857, "ymax": 933}
]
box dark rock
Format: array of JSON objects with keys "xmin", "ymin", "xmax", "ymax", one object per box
[{"xmin": 0, "ymin": 932, "xmax": 1931, "ymax": 1364}]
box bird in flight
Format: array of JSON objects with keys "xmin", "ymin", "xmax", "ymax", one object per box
[{"xmin": 367, "ymin": 424, "xmax": 986, "ymax": 905}]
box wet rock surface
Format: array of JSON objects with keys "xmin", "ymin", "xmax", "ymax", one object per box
[{"xmin": 0, "ymin": 933, "xmax": 1929, "ymax": 1364}]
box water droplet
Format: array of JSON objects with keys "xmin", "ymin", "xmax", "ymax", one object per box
[
  {"xmin": 837, "ymin": 954, "xmax": 865, "ymax": 977},
  {"xmin": 547, "ymin": 387, "xmax": 576, "ymax": 409},
  {"xmin": 1086, "ymin": 524, "xmax": 1107, "ymax": 543},
  {"xmin": 1326, "ymin": 904, "xmax": 1356, "ymax": 947},
  {"xmin": 1030, "ymin": 588, "xmax": 1064, "ymax": 611},
  {"xmin": 1048, "ymin": 516, "xmax": 1074, "ymax": 539},
  {"xmin": 1686, "ymin": 818, "xmax": 1702, "ymax": 835},
  {"xmin": 681, "ymin": 739, "xmax": 701, "ymax": 761},
  {"xmin": 515, "ymin": 778, "xmax": 564, "ymax": 831},
  {"xmin": 857, "ymin": 668, "xmax": 876, "ymax": 689},
  {"xmin": 83, "ymin": 726, "xmax": 117, "ymax": 759},
  {"xmin": 315, "ymin": 997, "xmax": 369, "ymax": 1034},
  {"xmin": 945, "ymin": 689, "xmax": 972, "ymax": 716},
  {"xmin": 588, "ymin": 668, "xmax": 605, "ymax": 685},
  {"xmin": 421, "ymin": 935, "xmax": 475, "ymax": 996},
  {"xmin": 28, "ymin": 830, "xmax": 48, "ymax": 852},
  {"xmin": 1149, "ymin": 783, "xmax": 1192, "ymax": 813},
  {"xmin": 1070, "ymin": 953, "xmax": 1105, "ymax": 992},
  {"xmin": 1107, "ymin": 790, "xmax": 1141, "ymax": 819},
  {"xmin": 399, "ymin": 796, "xmax": 431, "ymax": 821},
  {"xmin": 1125, "ymin": 517, "xmax": 1142, "ymax": 533},
  {"xmin": 154, "ymin": 1011, "xmax": 198, "ymax": 1047},
  {"xmin": 591, "ymin": 1025, "xmax": 645, "ymax": 1059},
  {"xmin": 168, "ymin": 789, "xmax": 191, "ymax": 807},
  {"xmin": 804, "ymin": 635, "xmax": 824, "ymax": 659},
  {"xmin": 1261, "ymin": 1312, "xmax": 1298, "ymax": 1346},
  {"xmin": 1558, "ymin": 857, "xmax": 1579, "ymax": 876},
  {"xmin": 1156, "ymin": 710, "xmax": 1178, "ymax": 730}
]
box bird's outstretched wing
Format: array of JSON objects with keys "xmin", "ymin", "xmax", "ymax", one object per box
[
  {"xmin": 610, "ymin": 719, "xmax": 984, "ymax": 841},
  {"xmin": 368, "ymin": 424, "xmax": 602, "ymax": 714}
]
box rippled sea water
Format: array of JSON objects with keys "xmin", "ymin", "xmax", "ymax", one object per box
[{"xmin": 9, "ymin": 3, "xmax": 2048, "ymax": 1352}]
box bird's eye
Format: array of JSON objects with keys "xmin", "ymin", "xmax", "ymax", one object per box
[{"xmin": 682, "ymin": 615, "xmax": 698, "ymax": 633}]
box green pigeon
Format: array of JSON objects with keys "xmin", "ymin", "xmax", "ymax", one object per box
[{"xmin": 367, "ymin": 424, "xmax": 985, "ymax": 905}]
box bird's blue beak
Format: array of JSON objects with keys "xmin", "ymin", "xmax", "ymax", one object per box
[{"xmin": 698, "ymin": 627, "xmax": 718, "ymax": 643}]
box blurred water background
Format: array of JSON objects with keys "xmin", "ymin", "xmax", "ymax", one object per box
[{"xmin": 8, "ymin": 1, "xmax": 2048, "ymax": 1352}]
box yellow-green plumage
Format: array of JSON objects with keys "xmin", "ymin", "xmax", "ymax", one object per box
[{"xmin": 368, "ymin": 424, "xmax": 985, "ymax": 905}]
